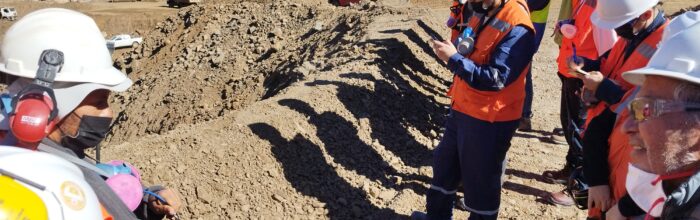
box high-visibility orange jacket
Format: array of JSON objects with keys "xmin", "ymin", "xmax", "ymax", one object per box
[
  {"xmin": 447, "ymin": 0, "xmax": 535, "ymax": 122},
  {"xmin": 583, "ymin": 21, "xmax": 667, "ymax": 128},
  {"xmin": 607, "ymin": 88, "xmax": 639, "ymax": 201},
  {"xmin": 556, "ymin": 0, "xmax": 599, "ymax": 77}
]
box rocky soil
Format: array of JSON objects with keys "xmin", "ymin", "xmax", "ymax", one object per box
[
  {"xmin": 101, "ymin": 0, "xmax": 586, "ymax": 219},
  {"xmin": 2, "ymin": 0, "xmax": 698, "ymax": 219}
]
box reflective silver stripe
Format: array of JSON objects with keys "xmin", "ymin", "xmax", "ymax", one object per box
[
  {"xmin": 460, "ymin": 203, "xmax": 500, "ymax": 215},
  {"xmin": 636, "ymin": 43, "xmax": 657, "ymax": 60},
  {"xmin": 489, "ymin": 18, "xmax": 511, "ymax": 32},
  {"xmin": 429, "ymin": 185, "xmax": 458, "ymax": 195}
]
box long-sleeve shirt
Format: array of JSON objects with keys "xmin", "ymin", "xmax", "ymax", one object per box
[
  {"xmin": 446, "ymin": 25, "xmax": 536, "ymax": 91},
  {"xmin": 580, "ymin": 11, "xmax": 666, "ymax": 106}
]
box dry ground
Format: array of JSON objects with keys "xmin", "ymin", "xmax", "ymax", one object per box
[{"xmin": 1, "ymin": 0, "xmax": 699, "ymax": 219}]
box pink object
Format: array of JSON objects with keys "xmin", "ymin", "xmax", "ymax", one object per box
[
  {"xmin": 106, "ymin": 174, "xmax": 143, "ymax": 211},
  {"xmin": 560, "ymin": 24, "xmax": 578, "ymax": 39},
  {"xmin": 107, "ymin": 160, "xmax": 141, "ymax": 181}
]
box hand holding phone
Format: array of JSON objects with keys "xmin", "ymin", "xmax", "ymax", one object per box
[
  {"xmin": 430, "ymin": 34, "xmax": 442, "ymax": 42},
  {"xmin": 574, "ymin": 68, "xmax": 589, "ymax": 76}
]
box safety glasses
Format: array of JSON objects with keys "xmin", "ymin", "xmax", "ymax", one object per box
[{"xmin": 628, "ymin": 98, "xmax": 700, "ymax": 122}]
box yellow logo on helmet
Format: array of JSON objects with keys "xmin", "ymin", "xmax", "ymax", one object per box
[{"xmin": 60, "ymin": 181, "xmax": 86, "ymax": 211}]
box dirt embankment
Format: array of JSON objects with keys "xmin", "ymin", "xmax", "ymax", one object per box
[
  {"xmin": 107, "ymin": 1, "xmax": 389, "ymax": 142},
  {"xmin": 67, "ymin": 0, "xmax": 700, "ymax": 219}
]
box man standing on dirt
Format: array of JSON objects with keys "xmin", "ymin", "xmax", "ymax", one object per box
[
  {"xmin": 540, "ymin": 0, "xmax": 606, "ymax": 188},
  {"xmin": 413, "ymin": 0, "xmax": 536, "ymax": 219}
]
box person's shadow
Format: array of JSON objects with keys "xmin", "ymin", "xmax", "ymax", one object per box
[
  {"xmin": 248, "ymin": 123, "xmax": 405, "ymax": 219},
  {"xmin": 278, "ymin": 99, "xmax": 430, "ymax": 193},
  {"xmin": 278, "ymin": 99, "xmax": 400, "ymax": 185},
  {"xmin": 306, "ymin": 73, "xmax": 442, "ymax": 169}
]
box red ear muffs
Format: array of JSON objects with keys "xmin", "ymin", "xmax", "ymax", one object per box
[{"xmin": 8, "ymin": 85, "xmax": 59, "ymax": 144}]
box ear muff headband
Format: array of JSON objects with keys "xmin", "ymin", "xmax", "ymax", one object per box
[
  {"xmin": 9, "ymin": 84, "xmax": 59, "ymax": 121},
  {"xmin": 8, "ymin": 49, "xmax": 63, "ymax": 144}
]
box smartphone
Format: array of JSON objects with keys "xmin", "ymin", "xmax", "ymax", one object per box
[
  {"xmin": 430, "ymin": 34, "xmax": 443, "ymax": 42},
  {"xmin": 574, "ymin": 68, "xmax": 589, "ymax": 76}
]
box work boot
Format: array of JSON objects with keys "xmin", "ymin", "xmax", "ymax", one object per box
[
  {"xmin": 547, "ymin": 190, "xmax": 575, "ymax": 206},
  {"xmin": 410, "ymin": 211, "xmax": 428, "ymax": 220},
  {"xmin": 548, "ymin": 128, "xmax": 567, "ymax": 145},
  {"xmin": 542, "ymin": 166, "xmax": 571, "ymax": 185},
  {"xmin": 518, "ymin": 117, "xmax": 532, "ymax": 131},
  {"xmin": 455, "ymin": 197, "xmax": 467, "ymax": 211}
]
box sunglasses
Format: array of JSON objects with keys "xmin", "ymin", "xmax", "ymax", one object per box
[{"xmin": 628, "ymin": 98, "xmax": 700, "ymax": 122}]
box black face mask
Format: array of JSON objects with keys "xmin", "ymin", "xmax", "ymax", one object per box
[
  {"xmin": 615, "ymin": 19, "xmax": 638, "ymax": 40},
  {"xmin": 61, "ymin": 115, "xmax": 112, "ymax": 150},
  {"xmin": 470, "ymin": 2, "xmax": 489, "ymax": 14}
]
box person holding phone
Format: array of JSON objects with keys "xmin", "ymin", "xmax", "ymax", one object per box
[
  {"xmin": 556, "ymin": 0, "xmax": 668, "ymax": 218},
  {"xmin": 412, "ymin": 0, "xmax": 537, "ymax": 219}
]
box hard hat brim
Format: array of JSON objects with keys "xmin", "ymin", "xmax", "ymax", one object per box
[
  {"xmin": 623, "ymin": 67, "xmax": 700, "ymax": 86},
  {"xmin": 52, "ymin": 79, "xmax": 132, "ymax": 119},
  {"xmin": 590, "ymin": 9, "xmax": 637, "ymax": 30}
]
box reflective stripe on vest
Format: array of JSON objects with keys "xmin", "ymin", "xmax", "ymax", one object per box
[
  {"xmin": 636, "ymin": 43, "xmax": 657, "ymax": 60},
  {"xmin": 447, "ymin": 0, "xmax": 535, "ymax": 122},
  {"xmin": 606, "ymin": 88, "xmax": 639, "ymax": 202},
  {"xmin": 489, "ymin": 18, "xmax": 512, "ymax": 32}
]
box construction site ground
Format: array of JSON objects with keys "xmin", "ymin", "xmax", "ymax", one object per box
[{"xmin": 2, "ymin": 0, "xmax": 700, "ymax": 219}]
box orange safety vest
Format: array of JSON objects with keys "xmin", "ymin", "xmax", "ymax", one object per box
[
  {"xmin": 450, "ymin": 2, "xmax": 464, "ymax": 42},
  {"xmin": 447, "ymin": 0, "xmax": 534, "ymax": 122},
  {"xmin": 556, "ymin": 0, "xmax": 599, "ymax": 77},
  {"xmin": 607, "ymin": 88, "xmax": 639, "ymax": 201},
  {"xmin": 582, "ymin": 21, "xmax": 667, "ymax": 128}
]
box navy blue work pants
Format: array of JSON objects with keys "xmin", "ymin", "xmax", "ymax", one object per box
[{"xmin": 426, "ymin": 109, "xmax": 519, "ymax": 220}]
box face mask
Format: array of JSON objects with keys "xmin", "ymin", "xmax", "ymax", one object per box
[
  {"xmin": 61, "ymin": 115, "xmax": 112, "ymax": 150},
  {"xmin": 625, "ymin": 164, "xmax": 665, "ymax": 217},
  {"xmin": 470, "ymin": 1, "xmax": 489, "ymax": 14},
  {"xmin": 615, "ymin": 18, "xmax": 638, "ymax": 40}
]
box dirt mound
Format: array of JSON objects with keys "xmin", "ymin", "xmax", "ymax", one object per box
[
  {"xmin": 107, "ymin": 1, "xmax": 390, "ymax": 142},
  {"xmin": 669, "ymin": 3, "xmax": 700, "ymax": 18}
]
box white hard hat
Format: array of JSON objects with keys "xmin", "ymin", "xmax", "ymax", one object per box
[
  {"xmin": 661, "ymin": 11, "xmax": 700, "ymax": 45},
  {"xmin": 590, "ymin": 0, "xmax": 659, "ymax": 29},
  {"xmin": 623, "ymin": 20, "xmax": 700, "ymax": 86},
  {"xmin": 0, "ymin": 8, "xmax": 132, "ymax": 119},
  {"xmin": 0, "ymin": 146, "xmax": 102, "ymax": 219}
]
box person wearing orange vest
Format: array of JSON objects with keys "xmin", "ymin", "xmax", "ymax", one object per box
[
  {"xmin": 412, "ymin": 0, "xmax": 536, "ymax": 219},
  {"xmin": 541, "ymin": 0, "xmax": 601, "ymax": 187},
  {"xmin": 617, "ymin": 15, "xmax": 700, "ymax": 219},
  {"xmin": 593, "ymin": 11, "xmax": 700, "ymax": 220},
  {"xmin": 557, "ymin": 0, "xmax": 667, "ymax": 218}
]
